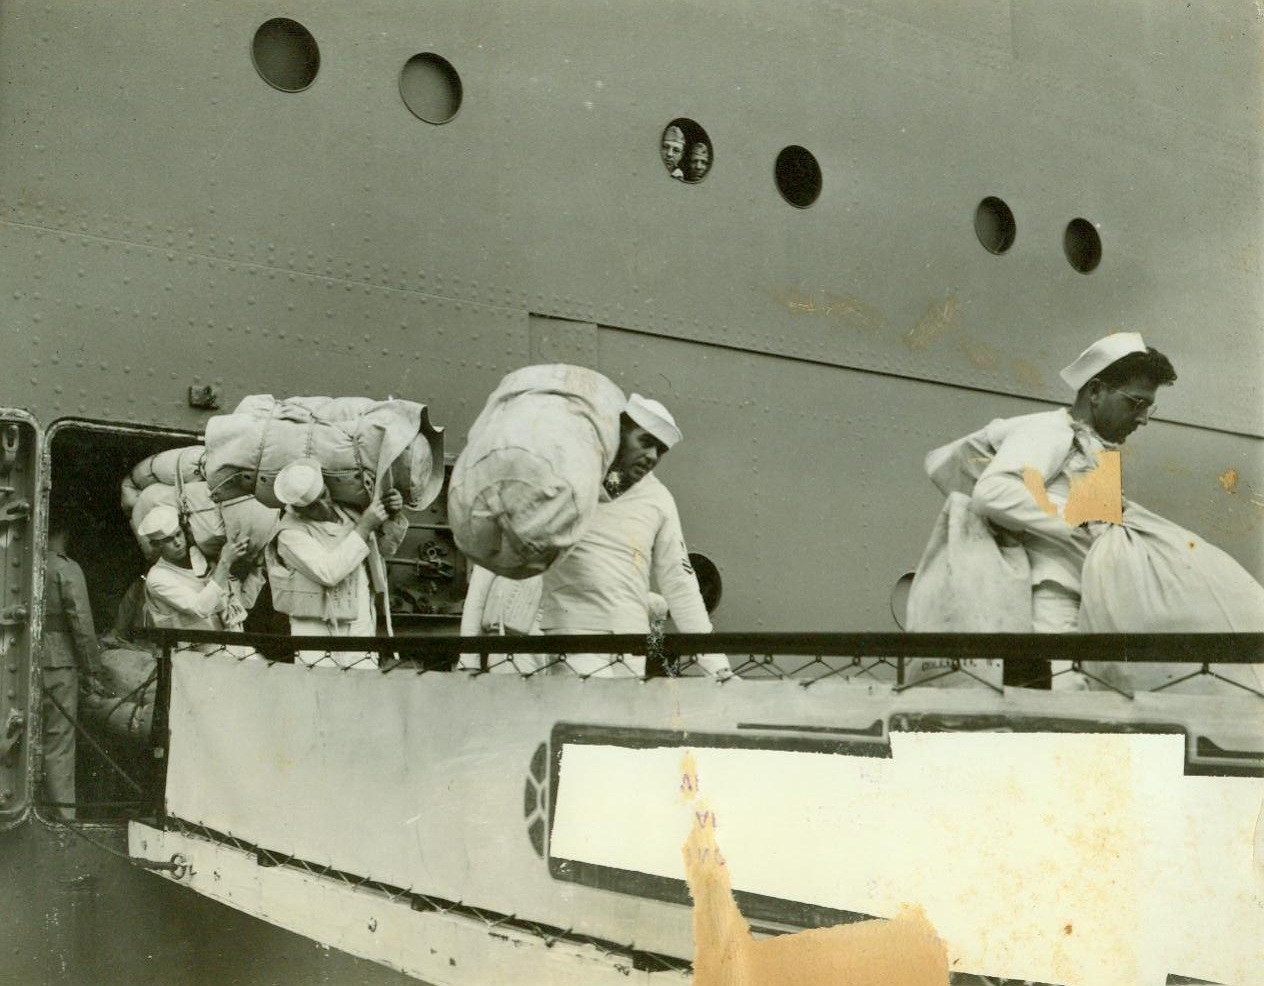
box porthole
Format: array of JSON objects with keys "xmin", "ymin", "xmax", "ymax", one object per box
[
  {"xmin": 251, "ymin": 18, "xmax": 320, "ymax": 93},
  {"xmin": 774, "ymin": 145, "xmax": 821, "ymax": 208},
  {"xmin": 974, "ymin": 196, "xmax": 1016, "ymax": 255},
  {"xmin": 890, "ymin": 571, "xmax": 916, "ymax": 630},
  {"xmin": 660, "ymin": 118, "xmax": 712, "ymax": 184},
  {"xmin": 1064, "ymin": 218, "xmax": 1102, "ymax": 273},
  {"xmin": 399, "ymin": 53, "xmax": 463, "ymax": 125},
  {"xmin": 688, "ymin": 552, "xmax": 722, "ymax": 614}
]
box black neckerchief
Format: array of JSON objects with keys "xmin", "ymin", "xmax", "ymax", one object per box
[{"xmin": 603, "ymin": 471, "xmax": 627, "ymax": 500}]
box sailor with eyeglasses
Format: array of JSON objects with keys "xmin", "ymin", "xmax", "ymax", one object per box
[
  {"xmin": 971, "ymin": 333, "xmax": 1177, "ymax": 639},
  {"xmin": 913, "ymin": 332, "xmax": 1178, "ymax": 689}
]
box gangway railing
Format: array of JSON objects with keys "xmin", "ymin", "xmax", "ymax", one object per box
[
  {"xmin": 122, "ymin": 628, "xmax": 1261, "ymax": 820},
  {"xmin": 142, "ymin": 627, "xmax": 1264, "ymax": 665},
  {"xmin": 126, "ymin": 627, "xmax": 1261, "ymax": 986},
  {"xmin": 141, "ymin": 627, "xmax": 1264, "ymax": 688}
]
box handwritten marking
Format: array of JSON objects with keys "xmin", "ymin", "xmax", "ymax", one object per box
[{"xmin": 768, "ymin": 288, "xmax": 887, "ymax": 333}]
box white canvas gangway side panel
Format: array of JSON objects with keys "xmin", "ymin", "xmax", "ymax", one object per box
[{"xmin": 146, "ymin": 648, "xmax": 1264, "ymax": 986}]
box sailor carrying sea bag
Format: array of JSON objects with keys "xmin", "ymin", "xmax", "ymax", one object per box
[{"xmin": 263, "ymin": 508, "xmax": 361, "ymax": 623}]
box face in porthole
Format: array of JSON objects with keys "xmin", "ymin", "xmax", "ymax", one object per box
[
  {"xmin": 686, "ymin": 143, "xmax": 710, "ymax": 181},
  {"xmin": 661, "ymin": 137, "xmax": 684, "ymax": 172}
]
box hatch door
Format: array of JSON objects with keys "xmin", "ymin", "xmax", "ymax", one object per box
[{"xmin": 0, "ymin": 410, "xmax": 40, "ymax": 829}]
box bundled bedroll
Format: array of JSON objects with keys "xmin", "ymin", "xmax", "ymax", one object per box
[
  {"xmin": 79, "ymin": 647, "xmax": 156, "ymax": 743},
  {"xmin": 125, "ymin": 455, "xmax": 280, "ymax": 562},
  {"xmin": 202, "ymin": 395, "xmax": 445, "ymax": 511},
  {"xmin": 1079, "ymin": 501, "xmax": 1264, "ymax": 694},
  {"xmin": 119, "ymin": 446, "xmax": 206, "ymax": 512},
  {"xmin": 449, "ymin": 364, "xmax": 625, "ymax": 579}
]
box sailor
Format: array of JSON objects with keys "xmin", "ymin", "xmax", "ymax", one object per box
[
  {"xmin": 139, "ymin": 504, "xmax": 254, "ymax": 644},
  {"xmin": 685, "ymin": 142, "xmax": 711, "ymax": 182},
  {"xmin": 661, "ymin": 125, "xmax": 686, "ymax": 180},
  {"xmin": 924, "ymin": 333, "xmax": 1176, "ymax": 685},
  {"xmin": 40, "ymin": 513, "xmax": 107, "ymax": 821},
  {"xmin": 266, "ymin": 459, "xmax": 407, "ymax": 669},
  {"xmin": 538, "ymin": 394, "xmax": 731, "ymax": 679},
  {"xmin": 458, "ymin": 566, "xmax": 544, "ymax": 673}
]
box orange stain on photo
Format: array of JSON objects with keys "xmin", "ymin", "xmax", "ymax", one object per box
[
  {"xmin": 679, "ymin": 752, "xmax": 948, "ymax": 986},
  {"xmin": 1023, "ymin": 451, "xmax": 1123, "ymax": 527}
]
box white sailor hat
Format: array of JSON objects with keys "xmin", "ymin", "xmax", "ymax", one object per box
[
  {"xmin": 662, "ymin": 125, "xmax": 685, "ymax": 144},
  {"xmin": 274, "ymin": 458, "xmax": 325, "ymax": 507},
  {"xmin": 137, "ymin": 504, "xmax": 181, "ymax": 541},
  {"xmin": 1059, "ymin": 332, "xmax": 1148, "ymax": 391},
  {"xmin": 625, "ymin": 393, "xmax": 682, "ymax": 449}
]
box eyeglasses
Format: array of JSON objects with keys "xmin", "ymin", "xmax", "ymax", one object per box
[{"xmin": 1099, "ymin": 381, "xmax": 1156, "ymax": 416}]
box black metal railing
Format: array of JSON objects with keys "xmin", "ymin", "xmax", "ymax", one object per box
[{"xmin": 141, "ymin": 627, "xmax": 1264, "ymax": 665}]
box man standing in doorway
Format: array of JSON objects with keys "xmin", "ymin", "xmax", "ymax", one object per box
[
  {"xmin": 538, "ymin": 394, "xmax": 730, "ymax": 679},
  {"xmin": 41, "ymin": 512, "xmax": 105, "ymax": 821}
]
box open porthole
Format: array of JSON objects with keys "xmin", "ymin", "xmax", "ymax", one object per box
[
  {"xmin": 774, "ymin": 145, "xmax": 822, "ymax": 208},
  {"xmin": 889, "ymin": 571, "xmax": 916, "ymax": 630},
  {"xmin": 251, "ymin": 17, "xmax": 320, "ymax": 93},
  {"xmin": 1064, "ymin": 217, "xmax": 1102, "ymax": 273},
  {"xmin": 974, "ymin": 196, "xmax": 1016, "ymax": 255},
  {"xmin": 660, "ymin": 118, "xmax": 712, "ymax": 184},
  {"xmin": 399, "ymin": 53, "xmax": 463, "ymax": 125},
  {"xmin": 688, "ymin": 552, "xmax": 723, "ymax": 614}
]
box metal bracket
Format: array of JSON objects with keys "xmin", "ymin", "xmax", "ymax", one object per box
[
  {"xmin": 385, "ymin": 545, "xmax": 456, "ymax": 581},
  {"xmin": 0, "ymin": 605, "xmax": 28, "ymax": 627},
  {"xmin": 0, "ymin": 709, "xmax": 24, "ymax": 768},
  {"xmin": 0, "ymin": 425, "xmax": 17, "ymax": 477},
  {"xmin": 0, "ymin": 499, "xmax": 30, "ymax": 527},
  {"xmin": 187, "ymin": 385, "xmax": 222, "ymax": 411}
]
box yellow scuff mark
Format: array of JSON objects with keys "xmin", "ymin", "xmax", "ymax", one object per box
[
  {"xmin": 765, "ymin": 287, "xmax": 889, "ymax": 334},
  {"xmin": 903, "ymin": 298, "xmax": 957, "ymax": 352},
  {"xmin": 1219, "ymin": 468, "xmax": 1240, "ymax": 494},
  {"xmin": 764, "ymin": 287, "xmax": 818, "ymax": 316},
  {"xmin": 680, "ymin": 754, "xmax": 947, "ymax": 986},
  {"xmin": 1064, "ymin": 451, "xmax": 1123, "ymax": 527},
  {"xmin": 820, "ymin": 293, "xmax": 887, "ymax": 333},
  {"xmin": 957, "ymin": 334, "xmax": 999, "ymax": 371},
  {"xmin": 1011, "ymin": 358, "xmax": 1045, "ymax": 391},
  {"xmin": 1021, "ymin": 468, "xmax": 1059, "ymax": 518}
]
